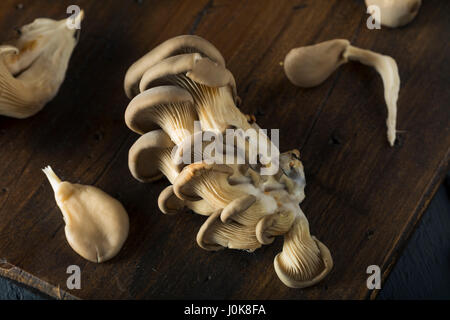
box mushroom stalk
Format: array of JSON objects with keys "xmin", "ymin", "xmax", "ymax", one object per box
[{"xmin": 343, "ymin": 45, "xmax": 399, "ymax": 146}]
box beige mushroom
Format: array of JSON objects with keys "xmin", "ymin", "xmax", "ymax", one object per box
[
  {"xmin": 0, "ymin": 12, "xmax": 83, "ymax": 118},
  {"xmin": 274, "ymin": 216, "xmax": 333, "ymax": 288},
  {"xmin": 284, "ymin": 39, "xmax": 400, "ymax": 146},
  {"xmin": 125, "ymin": 85, "xmax": 198, "ymax": 145},
  {"xmin": 196, "ymin": 209, "xmax": 262, "ymax": 252},
  {"xmin": 42, "ymin": 166, "xmax": 129, "ymax": 263},
  {"xmin": 158, "ymin": 185, "xmax": 215, "ymax": 216},
  {"xmin": 365, "ymin": 0, "xmax": 422, "ymax": 28},
  {"xmin": 124, "ymin": 35, "xmax": 226, "ymax": 99},
  {"xmin": 128, "ymin": 129, "xmax": 179, "ymax": 183}
]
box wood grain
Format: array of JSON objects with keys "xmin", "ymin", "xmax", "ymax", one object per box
[{"xmin": 0, "ymin": 0, "xmax": 448, "ymax": 299}]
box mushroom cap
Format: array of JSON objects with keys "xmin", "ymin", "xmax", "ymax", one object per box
[
  {"xmin": 274, "ymin": 236, "xmax": 333, "ymax": 289},
  {"xmin": 284, "ymin": 39, "xmax": 350, "ymax": 87},
  {"xmin": 124, "ymin": 35, "xmax": 226, "ymax": 98},
  {"xmin": 138, "ymin": 53, "xmax": 237, "ymax": 101},
  {"xmin": 220, "ymin": 194, "xmax": 256, "ymax": 223},
  {"xmin": 158, "ymin": 185, "xmax": 185, "ymax": 215},
  {"xmin": 125, "ymin": 85, "xmax": 195, "ymax": 135},
  {"xmin": 128, "ymin": 129, "xmax": 174, "ymax": 182},
  {"xmin": 196, "ymin": 209, "xmax": 224, "ymax": 251},
  {"xmin": 173, "ymin": 162, "xmax": 234, "ymax": 201},
  {"xmin": 255, "ymin": 213, "xmax": 277, "ymax": 245},
  {"xmin": 365, "ymin": 0, "xmax": 421, "ymax": 28}
]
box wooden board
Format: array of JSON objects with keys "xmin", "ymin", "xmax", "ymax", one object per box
[{"xmin": 0, "ymin": 0, "xmax": 448, "ymax": 300}]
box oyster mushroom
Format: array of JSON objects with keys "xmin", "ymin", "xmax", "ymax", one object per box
[
  {"xmin": 0, "ymin": 13, "xmax": 83, "ymax": 118},
  {"xmin": 124, "ymin": 35, "xmax": 226, "ymax": 99},
  {"xmin": 365, "ymin": 0, "xmax": 422, "ymax": 28},
  {"xmin": 125, "ymin": 85, "xmax": 199, "ymax": 145},
  {"xmin": 196, "ymin": 209, "xmax": 262, "ymax": 252},
  {"xmin": 158, "ymin": 185, "xmax": 215, "ymax": 216},
  {"xmin": 128, "ymin": 129, "xmax": 179, "ymax": 183},
  {"xmin": 274, "ymin": 216, "xmax": 333, "ymax": 288},
  {"xmin": 284, "ymin": 39, "xmax": 400, "ymax": 146},
  {"xmin": 42, "ymin": 166, "xmax": 129, "ymax": 263}
]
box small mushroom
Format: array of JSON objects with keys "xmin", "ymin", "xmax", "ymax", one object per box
[
  {"xmin": 128, "ymin": 129, "xmax": 179, "ymax": 183},
  {"xmin": 365, "ymin": 0, "xmax": 421, "ymax": 28},
  {"xmin": 196, "ymin": 209, "xmax": 262, "ymax": 252},
  {"xmin": 0, "ymin": 13, "xmax": 83, "ymax": 118},
  {"xmin": 158, "ymin": 185, "xmax": 215, "ymax": 216},
  {"xmin": 220, "ymin": 194, "xmax": 256, "ymax": 223},
  {"xmin": 125, "ymin": 85, "xmax": 199, "ymax": 145},
  {"xmin": 274, "ymin": 216, "xmax": 333, "ymax": 288},
  {"xmin": 284, "ymin": 39, "xmax": 400, "ymax": 146},
  {"xmin": 42, "ymin": 166, "xmax": 129, "ymax": 263},
  {"xmin": 256, "ymin": 210, "xmax": 296, "ymax": 245},
  {"xmin": 124, "ymin": 35, "xmax": 226, "ymax": 99},
  {"xmin": 284, "ymin": 39, "xmax": 350, "ymax": 88}
]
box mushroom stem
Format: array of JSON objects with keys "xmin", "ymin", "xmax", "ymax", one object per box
[
  {"xmin": 344, "ymin": 45, "xmax": 399, "ymax": 146},
  {"xmin": 42, "ymin": 166, "xmax": 62, "ymax": 193}
]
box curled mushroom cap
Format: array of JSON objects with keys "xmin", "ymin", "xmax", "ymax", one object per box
[
  {"xmin": 158, "ymin": 185, "xmax": 185, "ymax": 215},
  {"xmin": 125, "ymin": 85, "xmax": 198, "ymax": 144},
  {"xmin": 196, "ymin": 209, "xmax": 262, "ymax": 252},
  {"xmin": 284, "ymin": 39, "xmax": 400, "ymax": 146},
  {"xmin": 124, "ymin": 35, "xmax": 225, "ymax": 99},
  {"xmin": 128, "ymin": 129, "xmax": 179, "ymax": 183},
  {"xmin": 0, "ymin": 13, "xmax": 83, "ymax": 119},
  {"xmin": 42, "ymin": 166, "xmax": 129, "ymax": 263},
  {"xmin": 284, "ymin": 39, "xmax": 350, "ymax": 88},
  {"xmin": 274, "ymin": 216, "xmax": 333, "ymax": 288},
  {"xmin": 365, "ymin": 0, "xmax": 421, "ymax": 28},
  {"xmin": 173, "ymin": 162, "xmax": 236, "ymax": 202}
]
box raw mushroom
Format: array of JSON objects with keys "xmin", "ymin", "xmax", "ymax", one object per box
[
  {"xmin": 124, "ymin": 35, "xmax": 226, "ymax": 99},
  {"xmin": 42, "ymin": 166, "xmax": 129, "ymax": 263},
  {"xmin": 128, "ymin": 129, "xmax": 179, "ymax": 183},
  {"xmin": 365, "ymin": 0, "xmax": 422, "ymax": 28},
  {"xmin": 284, "ymin": 39, "xmax": 400, "ymax": 146},
  {"xmin": 0, "ymin": 12, "xmax": 83, "ymax": 118},
  {"xmin": 124, "ymin": 35, "xmax": 333, "ymax": 289},
  {"xmin": 274, "ymin": 216, "xmax": 333, "ymax": 288},
  {"xmin": 125, "ymin": 85, "xmax": 198, "ymax": 145}
]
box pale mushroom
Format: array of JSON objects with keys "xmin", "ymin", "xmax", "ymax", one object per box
[
  {"xmin": 284, "ymin": 39, "xmax": 350, "ymax": 88},
  {"xmin": 274, "ymin": 216, "xmax": 333, "ymax": 288},
  {"xmin": 123, "ymin": 35, "xmax": 334, "ymax": 289},
  {"xmin": 284, "ymin": 39, "xmax": 400, "ymax": 146},
  {"xmin": 365, "ymin": 0, "xmax": 422, "ymax": 28},
  {"xmin": 125, "ymin": 85, "xmax": 199, "ymax": 145},
  {"xmin": 128, "ymin": 129, "xmax": 179, "ymax": 183},
  {"xmin": 0, "ymin": 12, "xmax": 83, "ymax": 118},
  {"xmin": 158, "ymin": 185, "xmax": 215, "ymax": 216},
  {"xmin": 42, "ymin": 166, "xmax": 129, "ymax": 263},
  {"xmin": 124, "ymin": 35, "xmax": 226, "ymax": 99},
  {"xmin": 196, "ymin": 209, "xmax": 262, "ymax": 252}
]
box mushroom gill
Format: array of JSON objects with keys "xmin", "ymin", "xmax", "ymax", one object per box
[{"xmin": 0, "ymin": 13, "xmax": 83, "ymax": 118}]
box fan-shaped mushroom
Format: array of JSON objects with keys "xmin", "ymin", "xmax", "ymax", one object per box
[
  {"xmin": 128, "ymin": 129, "xmax": 179, "ymax": 183},
  {"xmin": 274, "ymin": 216, "xmax": 333, "ymax": 288},
  {"xmin": 365, "ymin": 0, "xmax": 422, "ymax": 28},
  {"xmin": 125, "ymin": 85, "xmax": 198, "ymax": 145},
  {"xmin": 158, "ymin": 185, "xmax": 215, "ymax": 216},
  {"xmin": 284, "ymin": 39, "xmax": 400, "ymax": 146},
  {"xmin": 42, "ymin": 166, "xmax": 129, "ymax": 263},
  {"xmin": 0, "ymin": 12, "xmax": 83, "ymax": 118},
  {"xmin": 124, "ymin": 35, "xmax": 226, "ymax": 99}
]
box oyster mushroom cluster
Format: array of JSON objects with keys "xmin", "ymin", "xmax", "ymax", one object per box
[{"xmin": 123, "ymin": 35, "xmax": 332, "ymax": 288}]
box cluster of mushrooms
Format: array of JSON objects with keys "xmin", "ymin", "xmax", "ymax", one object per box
[
  {"xmin": 123, "ymin": 35, "xmax": 333, "ymax": 288},
  {"xmin": 0, "ymin": 0, "xmax": 422, "ymax": 289}
]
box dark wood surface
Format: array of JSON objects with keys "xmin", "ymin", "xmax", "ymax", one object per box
[{"xmin": 0, "ymin": 0, "xmax": 448, "ymax": 300}]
